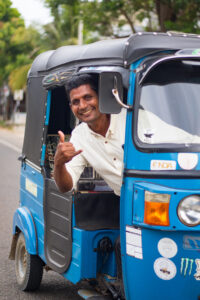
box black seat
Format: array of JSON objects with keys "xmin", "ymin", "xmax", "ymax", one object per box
[{"xmin": 74, "ymin": 192, "xmax": 120, "ymax": 231}]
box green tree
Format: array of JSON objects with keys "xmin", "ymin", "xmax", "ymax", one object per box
[
  {"xmin": 44, "ymin": 0, "xmax": 200, "ymax": 42},
  {"xmin": 0, "ymin": 0, "xmax": 24, "ymax": 84},
  {"xmin": 8, "ymin": 25, "xmax": 44, "ymax": 91},
  {"xmin": 43, "ymin": 0, "xmax": 81, "ymax": 47},
  {"xmin": 82, "ymin": 0, "xmax": 200, "ymax": 34},
  {"xmin": 0, "ymin": 0, "xmax": 48, "ymax": 91},
  {"xmin": 155, "ymin": 0, "xmax": 200, "ymax": 33},
  {"xmin": 82, "ymin": 0, "xmax": 155, "ymax": 36}
]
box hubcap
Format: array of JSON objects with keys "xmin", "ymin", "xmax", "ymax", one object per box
[{"xmin": 17, "ymin": 242, "xmax": 27, "ymax": 280}]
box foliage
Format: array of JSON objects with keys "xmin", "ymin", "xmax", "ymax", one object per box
[
  {"xmin": 81, "ymin": 0, "xmax": 155, "ymax": 36},
  {"xmin": 155, "ymin": 0, "xmax": 200, "ymax": 33},
  {"xmin": 0, "ymin": 119, "xmax": 13, "ymax": 129},
  {"xmin": 1, "ymin": 0, "xmax": 200, "ymax": 95},
  {"xmin": 43, "ymin": 0, "xmax": 200, "ymax": 40},
  {"xmin": 8, "ymin": 64, "xmax": 31, "ymax": 90},
  {"xmin": 0, "ymin": 1, "xmax": 47, "ymax": 91},
  {"xmin": 0, "ymin": 0, "xmax": 24, "ymax": 83},
  {"xmin": 42, "ymin": 0, "xmax": 81, "ymax": 47}
]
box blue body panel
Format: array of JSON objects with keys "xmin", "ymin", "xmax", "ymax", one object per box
[
  {"xmin": 12, "ymin": 207, "xmax": 37, "ymax": 255},
  {"xmin": 18, "ymin": 164, "xmax": 45, "ymax": 260},
  {"xmin": 120, "ymin": 60, "xmax": 200, "ymax": 300},
  {"xmin": 12, "ymin": 89, "xmax": 119, "ymax": 284},
  {"xmin": 122, "ymin": 229, "xmax": 200, "ymax": 300},
  {"xmin": 63, "ymin": 228, "xmax": 119, "ymax": 284},
  {"xmin": 13, "ymin": 165, "xmax": 119, "ymax": 284},
  {"xmin": 12, "ymin": 57, "xmax": 200, "ymax": 299}
]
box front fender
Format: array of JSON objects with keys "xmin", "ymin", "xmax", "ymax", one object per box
[{"xmin": 12, "ymin": 207, "xmax": 37, "ymax": 255}]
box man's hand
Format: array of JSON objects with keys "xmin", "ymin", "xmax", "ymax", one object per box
[
  {"xmin": 54, "ymin": 131, "xmax": 82, "ymax": 167},
  {"xmin": 53, "ymin": 131, "xmax": 82, "ymax": 193}
]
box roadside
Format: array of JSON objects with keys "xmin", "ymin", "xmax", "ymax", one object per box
[{"xmin": 0, "ymin": 125, "xmax": 25, "ymax": 153}]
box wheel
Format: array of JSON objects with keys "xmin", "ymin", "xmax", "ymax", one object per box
[{"xmin": 15, "ymin": 232, "xmax": 43, "ymax": 291}]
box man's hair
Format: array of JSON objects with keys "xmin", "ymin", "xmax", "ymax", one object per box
[{"xmin": 65, "ymin": 74, "xmax": 98, "ymax": 98}]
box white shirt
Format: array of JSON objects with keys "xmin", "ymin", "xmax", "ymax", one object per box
[{"xmin": 66, "ymin": 109, "xmax": 126, "ymax": 195}]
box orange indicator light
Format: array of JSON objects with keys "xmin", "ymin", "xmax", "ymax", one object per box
[{"xmin": 144, "ymin": 191, "xmax": 170, "ymax": 226}]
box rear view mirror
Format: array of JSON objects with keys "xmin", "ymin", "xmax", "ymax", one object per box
[{"xmin": 99, "ymin": 72, "xmax": 123, "ymax": 114}]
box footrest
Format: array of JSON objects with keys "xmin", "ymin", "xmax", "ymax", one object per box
[{"xmin": 78, "ymin": 289, "xmax": 112, "ymax": 300}]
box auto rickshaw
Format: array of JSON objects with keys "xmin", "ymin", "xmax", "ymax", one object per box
[{"xmin": 9, "ymin": 32, "xmax": 200, "ymax": 300}]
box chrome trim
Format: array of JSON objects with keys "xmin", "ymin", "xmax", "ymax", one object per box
[
  {"xmin": 139, "ymin": 54, "xmax": 200, "ymax": 85},
  {"xmin": 112, "ymin": 89, "xmax": 132, "ymax": 109},
  {"xmin": 26, "ymin": 160, "xmax": 41, "ymax": 172},
  {"xmin": 79, "ymin": 65, "xmax": 126, "ymax": 73}
]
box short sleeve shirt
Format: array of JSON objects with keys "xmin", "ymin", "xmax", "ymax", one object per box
[{"xmin": 66, "ymin": 109, "xmax": 126, "ymax": 195}]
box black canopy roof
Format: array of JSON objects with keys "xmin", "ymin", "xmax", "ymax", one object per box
[
  {"xmin": 24, "ymin": 32, "xmax": 200, "ymax": 167},
  {"xmin": 29, "ymin": 32, "xmax": 200, "ymax": 77}
]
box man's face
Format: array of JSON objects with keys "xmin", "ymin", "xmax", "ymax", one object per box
[{"xmin": 69, "ymin": 84, "xmax": 102, "ymax": 125}]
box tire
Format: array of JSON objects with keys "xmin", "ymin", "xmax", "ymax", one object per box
[{"xmin": 15, "ymin": 232, "xmax": 43, "ymax": 291}]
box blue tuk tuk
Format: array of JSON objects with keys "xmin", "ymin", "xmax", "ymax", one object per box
[{"xmin": 9, "ymin": 32, "xmax": 200, "ymax": 299}]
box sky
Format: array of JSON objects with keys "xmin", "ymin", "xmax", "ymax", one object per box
[{"xmin": 11, "ymin": 0, "xmax": 53, "ymax": 26}]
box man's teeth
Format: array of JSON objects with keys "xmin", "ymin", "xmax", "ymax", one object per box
[{"xmin": 82, "ymin": 110, "xmax": 92, "ymax": 114}]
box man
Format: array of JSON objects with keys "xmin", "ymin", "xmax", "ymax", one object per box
[{"xmin": 54, "ymin": 74, "xmax": 126, "ymax": 196}]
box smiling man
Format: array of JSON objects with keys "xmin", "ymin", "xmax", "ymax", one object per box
[{"xmin": 53, "ymin": 74, "xmax": 126, "ymax": 196}]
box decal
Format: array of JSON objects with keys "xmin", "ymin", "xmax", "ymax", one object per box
[
  {"xmin": 178, "ymin": 153, "xmax": 198, "ymax": 170},
  {"xmin": 25, "ymin": 178, "xmax": 37, "ymax": 197},
  {"xmin": 180, "ymin": 258, "xmax": 194, "ymax": 276},
  {"xmin": 183, "ymin": 235, "xmax": 200, "ymax": 250},
  {"xmin": 189, "ymin": 259, "xmax": 194, "ymax": 276},
  {"xmin": 192, "ymin": 49, "xmax": 200, "ymax": 55},
  {"xmin": 194, "ymin": 259, "xmax": 200, "ymax": 280},
  {"xmin": 154, "ymin": 258, "xmax": 177, "ymax": 280},
  {"xmin": 126, "ymin": 226, "xmax": 143, "ymax": 259},
  {"xmin": 143, "ymin": 129, "xmax": 155, "ymax": 142},
  {"xmin": 150, "ymin": 160, "xmax": 176, "ymax": 170},
  {"xmin": 158, "ymin": 238, "xmax": 178, "ymax": 258}
]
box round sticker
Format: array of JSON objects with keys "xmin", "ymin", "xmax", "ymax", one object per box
[
  {"xmin": 154, "ymin": 258, "xmax": 177, "ymax": 280},
  {"xmin": 158, "ymin": 238, "xmax": 178, "ymax": 258},
  {"xmin": 178, "ymin": 153, "xmax": 198, "ymax": 170}
]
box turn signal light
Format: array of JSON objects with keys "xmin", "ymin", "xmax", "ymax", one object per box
[{"xmin": 144, "ymin": 191, "xmax": 170, "ymax": 226}]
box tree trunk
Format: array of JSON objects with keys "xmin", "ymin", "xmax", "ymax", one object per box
[
  {"xmin": 155, "ymin": 0, "xmax": 175, "ymax": 32},
  {"xmin": 120, "ymin": 8, "xmax": 136, "ymax": 33}
]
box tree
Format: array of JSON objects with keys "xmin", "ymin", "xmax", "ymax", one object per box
[
  {"xmin": 155, "ymin": 0, "xmax": 200, "ymax": 33},
  {"xmin": 43, "ymin": 0, "xmax": 200, "ymax": 43},
  {"xmin": 81, "ymin": 0, "xmax": 155, "ymax": 36},
  {"xmin": 0, "ymin": 0, "xmax": 24, "ymax": 84},
  {"xmin": 43, "ymin": 0, "xmax": 81, "ymax": 47},
  {"xmin": 0, "ymin": 1, "xmax": 38, "ymax": 86},
  {"xmin": 82, "ymin": 0, "xmax": 200, "ymax": 34}
]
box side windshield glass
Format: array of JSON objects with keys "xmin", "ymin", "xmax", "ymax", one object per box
[{"xmin": 137, "ymin": 60, "xmax": 200, "ymax": 145}]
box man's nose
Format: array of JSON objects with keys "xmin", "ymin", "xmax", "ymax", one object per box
[{"xmin": 79, "ymin": 99, "xmax": 87, "ymax": 109}]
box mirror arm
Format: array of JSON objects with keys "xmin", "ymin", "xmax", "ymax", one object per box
[{"xmin": 112, "ymin": 89, "xmax": 132, "ymax": 110}]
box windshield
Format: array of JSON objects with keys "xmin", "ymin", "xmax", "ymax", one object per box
[{"xmin": 137, "ymin": 59, "xmax": 200, "ymax": 146}]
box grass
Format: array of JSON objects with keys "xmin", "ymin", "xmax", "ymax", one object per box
[{"xmin": 0, "ymin": 120, "xmax": 13, "ymax": 130}]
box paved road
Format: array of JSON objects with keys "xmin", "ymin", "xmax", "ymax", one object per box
[{"xmin": 0, "ymin": 126, "xmax": 85, "ymax": 300}]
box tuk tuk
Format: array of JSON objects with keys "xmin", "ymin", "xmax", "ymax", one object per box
[{"xmin": 9, "ymin": 32, "xmax": 200, "ymax": 300}]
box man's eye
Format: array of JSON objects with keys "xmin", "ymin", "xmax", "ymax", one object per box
[
  {"xmin": 84, "ymin": 95, "xmax": 93, "ymax": 101},
  {"xmin": 71, "ymin": 99, "xmax": 80, "ymax": 106}
]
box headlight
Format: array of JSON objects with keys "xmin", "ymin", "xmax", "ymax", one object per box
[{"xmin": 177, "ymin": 195, "xmax": 200, "ymax": 226}]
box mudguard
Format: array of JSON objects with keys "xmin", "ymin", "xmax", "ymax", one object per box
[{"xmin": 12, "ymin": 207, "xmax": 37, "ymax": 255}]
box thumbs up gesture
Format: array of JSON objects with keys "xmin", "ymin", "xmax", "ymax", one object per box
[
  {"xmin": 58, "ymin": 130, "xmax": 65, "ymax": 143},
  {"xmin": 54, "ymin": 130, "xmax": 82, "ymax": 167}
]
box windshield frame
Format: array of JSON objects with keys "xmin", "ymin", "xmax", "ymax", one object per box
[{"xmin": 133, "ymin": 57, "xmax": 200, "ymax": 153}]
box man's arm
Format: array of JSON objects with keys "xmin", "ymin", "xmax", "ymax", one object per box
[{"xmin": 53, "ymin": 131, "xmax": 82, "ymax": 193}]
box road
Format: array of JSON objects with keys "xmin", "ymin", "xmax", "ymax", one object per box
[{"xmin": 0, "ymin": 126, "xmax": 84, "ymax": 300}]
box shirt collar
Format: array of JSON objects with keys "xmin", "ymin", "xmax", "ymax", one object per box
[
  {"xmin": 106, "ymin": 113, "xmax": 117, "ymax": 138},
  {"xmin": 86, "ymin": 114, "xmax": 116, "ymax": 138}
]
